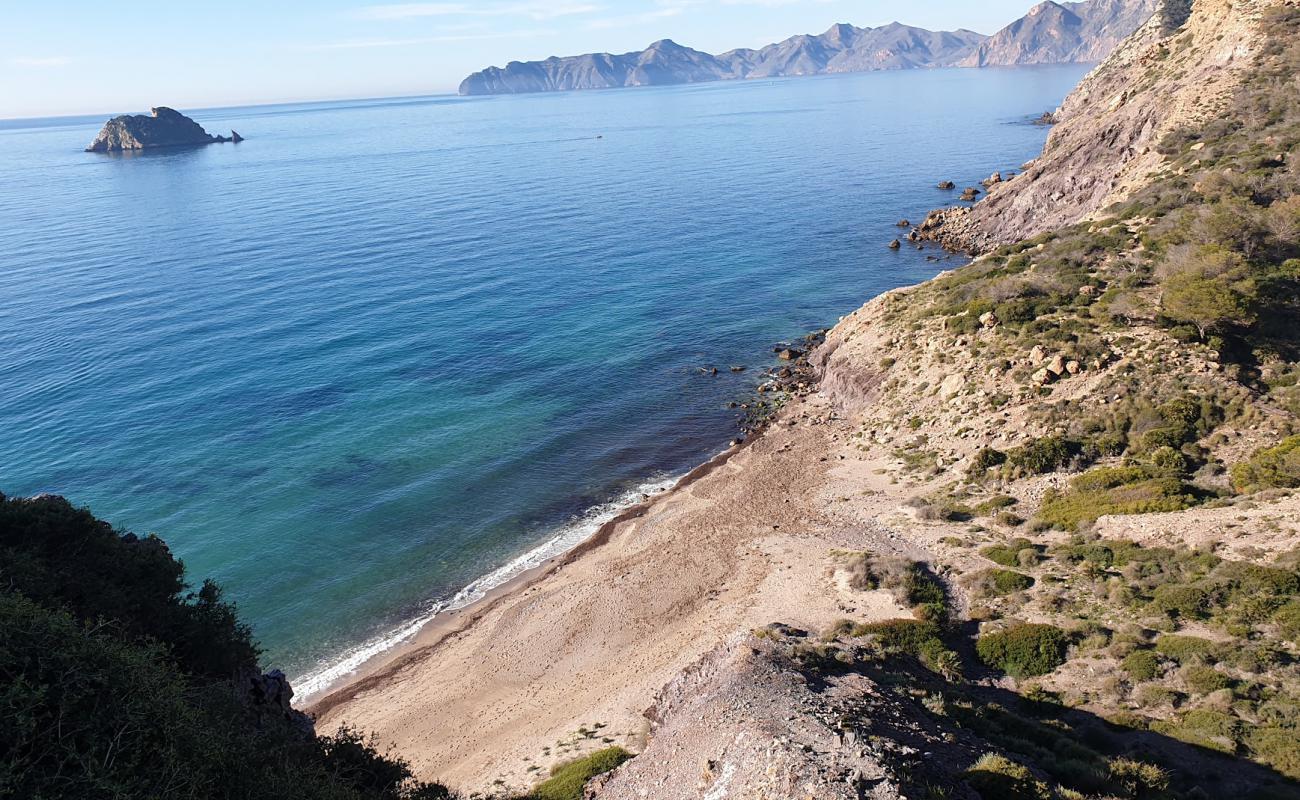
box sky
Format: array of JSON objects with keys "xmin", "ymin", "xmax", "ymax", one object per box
[{"xmin": 0, "ymin": 0, "xmax": 1041, "ymax": 119}]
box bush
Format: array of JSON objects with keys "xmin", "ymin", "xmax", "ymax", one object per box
[
  {"xmin": 1276, "ymin": 601, "xmax": 1300, "ymax": 640},
  {"xmin": 976, "ymin": 624, "xmax": 1069, "ymax": 678},
  {"xmin": 1121, "ymin": 649, "xmax": 1161, "ymax": 681},
  {"xmin": 1155, "ymin": 634, "xmax": 1221, "ymax": 664},
  {"xmin": 1007, "ymin": 436, "xmax": 1080, "ymax": 475},
  {"xmin": 850, "ymin": 618, "xmax": 960, "ymax": 677},
  {"xmin": 964, "ymin": 753, "xmax": 1051, "ymax": 800},
  {"xmin": 1107, "ymin": 757, "xmax": 1170, "ymax": 798},
  {"xmin": 527, "ymin": 748, "xmax": 632, "ymax": 800},
  {"xmin": 1232, "ymin": 435, "xmax": 1300, "ymax": 493},
  {"xmin": 1037, "ymin": 473, "xmax": 1198, "ymax": 531},
  {"xmin": 1153, "ymin": 709, "xmax": 1240, "ymax": 754},
  {"xmin": 1247, "ymin": 727, "xmax": 1300, "ymax": 781},
  {"xmin": 1183, "ymin": 665, "xmax": 1231, "ymax": 695},
  {"xmin": 1150, "ymin": 584, "xmax": 1209, "ymax": 619},
  {"xmin": 991, "ymin": 570, "xmax": 1035, "ymax": 595},
  {"xmin": 969, "ymin": 448, "xmax": 1009, "ymax": 478},
  {"xmin": 981, "ymin": 538, "xmax": 1038, "ymax": 567}
]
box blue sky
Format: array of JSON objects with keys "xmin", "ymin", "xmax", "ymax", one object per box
[{"xmin": 1, "ymin": 0, "xmax": 1039, "ymax": 118}]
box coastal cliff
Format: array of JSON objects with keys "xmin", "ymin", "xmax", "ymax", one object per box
[
  {"xmin": 920, "ymin": 0, "xmax": 1265, "ymax": 251},
  {"xmin": 458, "ymin": 0, "xmax": 1154, "ymax": 96},
  {"xmin": 86, "ymin": 106, "xmax": 240, "ymax": 153},
  {"xmin": 318, "ymin": 0, "xmax": 1300, "ymax": 797}
]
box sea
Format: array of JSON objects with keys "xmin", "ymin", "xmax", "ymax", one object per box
[{"xmin": 0, "ymin": 64, "xmax": 1089, "ymax": 697}]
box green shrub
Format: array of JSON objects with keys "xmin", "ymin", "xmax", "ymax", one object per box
[
  {"xmin": 1107, "ymin": 757, "xmax": 1170, "ymax": 798},
  {"xmin": 1247, "ymin": 727, "xmax": 1300, "ymax": 781},
  {"xmin": 528, "ymin": 748, "xmax": 632, "ymax": 800},
  {"xmin": 976, "ymin": 624, "xmax": 1069, "ymax": 678},
  {"xmin": 1037, "ymin": 473, "xmax": 1198, "ymax": 531},
  {"xmin": 1153, "ymin": 709, "xmax": 1240, "ymax": 754},
  {"xmin": 1232, "ymin": 436, "xmax": 1300, "ymax": 492},
  {"xmin": 1150, "ymin": 584, "xmax": 1210, "ymax": 619},
  {"xmin": 1155, "ymin": 634, "xmax": 1221, "ymax": 663},
  {"xmin": 969, "ymin": 448, "xmax": 1009, "ymax": 478},
  {"xmin": 1183, "ymin": 665, "xmax": 1231, "ymax": 695},
  {"xmin": 1007, "ymin": 436, "xmax": 1080, "ymax": 475},
  {"xmin": 853, "ymin": 619, "xmax": 943, "ymax": 653},
  {"xmin": 1275, "ymin": 601, "xmax": 1300, "ymax": 640},
  {"xmin": 973, "ymin": 495, "xmax": 1018, "ymax": 516},
  {"xmin": 990, "ymin": 570, "xmax": 1035, "ymax": 595},
  {"xmin": 981, "ymin": 538, "xmax": 1038, "ymax": 567},
  {"xmin": 1121, "ymin": 649, "xmax": 1161, "ymax": 681},
  {"xmin": 850, "ymin": 619, "xmax": 957, "ymax": 676},
  {"xmin": 963, "ymin": 753, "xmax": 1051, "ymax": 800}
]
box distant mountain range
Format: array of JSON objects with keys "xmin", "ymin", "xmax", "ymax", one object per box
[{"xmin": 458, "ymin": 0, "xmax": 1158, "ymax": 96}]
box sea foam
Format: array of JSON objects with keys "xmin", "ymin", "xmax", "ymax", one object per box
[{"xmin": 293, "ymin": 474, "xmax": 679, "ymax": 701}]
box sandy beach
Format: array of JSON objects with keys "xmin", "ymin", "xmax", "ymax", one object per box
[{"xmin": 309, "ymin": 368, "xmax": 928, "ymax": 793}]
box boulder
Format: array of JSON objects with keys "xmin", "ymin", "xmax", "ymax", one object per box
[
  {"xmin": 1066, "ymin": 360, "xmax": 1082, "ymax": 375},
  {"xmin": 1046, "ymin": 355, "xmax": 1068, "ymax": 377},
  {"xmin": 888, "ymin": 239, "xmax": 902, "ymax": 250},
  {"xmin": 937, "ymin": 180, "xmax": 956, "ymax": 190},
  {"xmin": 979, "ymin": 311, "xmax": 999, "ymax": 328},
  {"xmin": 896, "ymin": 219, "xmax": 911, "ymax": 227},
  {"xmin": 1032, "ymin": 368, "xmax": 1056, "ymax": 385},
  {"xmin": 86, "ymin": 107, "xmax": 230, "ymax": 153},
  {"xmin": 982, "ymin": 172, "xmax": 1004, "ymax": 187},
  {"xmin": 960, "ymin": 187, "xmax": 982, "ymax": 201}
]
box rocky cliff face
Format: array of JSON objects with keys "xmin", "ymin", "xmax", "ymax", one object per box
[
  {"xmin": 921, "ymin": 0, "xmax": 1269, "ymax": 251},
  {"xmin": 459, "ymin": 0, "xmax": 1154, "ymax": 96},
  {"xmin": 959, "ymin": 0, "xmax": 1159, "ymax": 67},
  {"xmin": 85, "ymin": 107, "xmax": 237, "ymax": 153}
]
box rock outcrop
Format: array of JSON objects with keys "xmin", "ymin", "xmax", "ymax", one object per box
[
  {"xmin": 459, "ymin": 1, "xmax": 1156, "ymax": 96},
  {"xmin": 959, "ymin": 0, "xmax": 1159, "ymax": 67},
  {"xmin": 86, "ymin": 107, "xmax": 239, "ymax": 153},
  {"xmin": 920, "ymin": 0, "xmax": 1268, "ymax": 251},
  {"xmin": 590, "ymin": 633, "xmax": 981, "ymax": 800}
]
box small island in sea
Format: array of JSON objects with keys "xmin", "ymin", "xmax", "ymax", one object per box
[{"xmin": 85, "ymin": 106, "xmax": 242, "ymax": 153}]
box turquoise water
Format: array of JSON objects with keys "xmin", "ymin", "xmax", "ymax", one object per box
[{"xmin": 0, "ymin": 65, "xmax": 1087, "ymax": 694}]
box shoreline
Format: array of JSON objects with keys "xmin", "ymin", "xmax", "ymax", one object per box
[
  {"xmin": 301, "ymin": 336, "xmax": 825, "ymax": 707},
  {"xmin": 305, "ymin": 438, "xmax": 754, "ymax": 717}
]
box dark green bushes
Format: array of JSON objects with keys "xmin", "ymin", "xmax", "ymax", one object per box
[
  {"xmin": 1122, "ymin": 649, "xmax": 1161, "ymax": 681},
  {"xmin": 981, "ymin": 538, "xmax": 1039, "ymax": 567},
  {"xmin": 0, "ymin": 493, "xmax": 451, "ymax": 800},
  {"xmin": 976, "ymin": 624, "xmax": 1068, "ymax": 678},
  {"xmin": 1006, "ymin": 436, "xmax": 1079, "ymax": 475}
]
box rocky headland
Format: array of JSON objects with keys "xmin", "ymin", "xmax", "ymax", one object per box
[
  {"xmin": 459, "ymin": 0, "xmax": 1155, "ymax": 96},
  {"xmin": 85, "ymin": 106, "xmax": 242, "ymax": 153}
]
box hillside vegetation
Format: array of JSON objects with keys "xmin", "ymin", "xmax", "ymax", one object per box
[{"xmin": 0, "ymin": 493, "xmax": 452, "ymax": 800}]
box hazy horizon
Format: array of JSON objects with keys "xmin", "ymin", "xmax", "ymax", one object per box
[{"xmin": 3, "ymin": 0, "xmax": 1044, "ymax": 118}]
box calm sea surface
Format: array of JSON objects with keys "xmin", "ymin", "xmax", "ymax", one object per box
[{"xmin": 0, "ymin": 65, "xmax": 1087, "ymax": 694}]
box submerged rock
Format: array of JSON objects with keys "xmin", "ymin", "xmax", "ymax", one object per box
[{"xmin": 86, "ymin": 107, "xmax": 237, "ymax": 153}]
